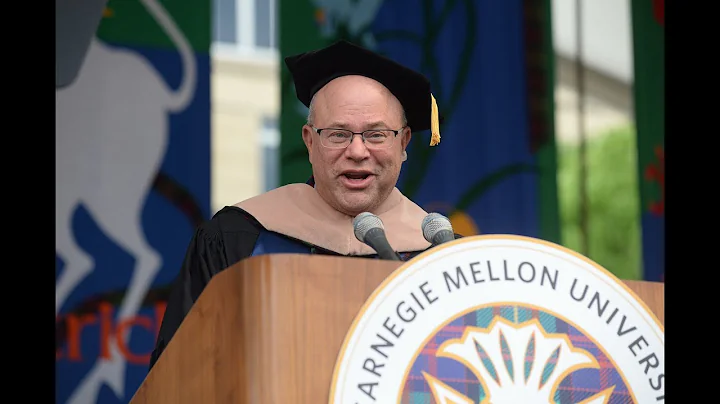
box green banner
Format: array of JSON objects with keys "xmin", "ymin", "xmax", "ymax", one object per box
[
  {"xmin": 97, "ymin": 1, "xmax": 210, "ymax": 51},
  {"xmin": 279, "ymin": 2, "xmax": 326, "ymax": 185},
  {"xmin": 631, "ymin": 0, "xmax": 664, "ymax": 281}
]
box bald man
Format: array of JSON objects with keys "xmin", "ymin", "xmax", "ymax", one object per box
[{"xmin": 149, "ymin": 40, "xmax": 454, "ymax": 370}]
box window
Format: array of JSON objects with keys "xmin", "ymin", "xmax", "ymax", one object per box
[
  {"xmin": 213, "ymin": 0, "xmax": 236, "ymax": 43},
  {"xmin": 259, "ymin": 116, "xmax": 280, "ymax": 192},
  {"xmin": 254, "ymin": 0, "xmax": 273, "ymax": 49},
  {"xmin": 212, "ymin": 0, "xmax": 277, "ymax": 58}
]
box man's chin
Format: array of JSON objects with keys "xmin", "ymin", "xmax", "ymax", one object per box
[{"xmin": 338, "ymin": 194, "xmax": 376, "ymax": 216}]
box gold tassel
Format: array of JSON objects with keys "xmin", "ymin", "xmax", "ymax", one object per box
[{"xmin": 430, "ymin": 94, "xmax": 441, "ymax": 146}]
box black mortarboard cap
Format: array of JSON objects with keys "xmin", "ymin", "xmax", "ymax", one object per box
[{"xmin": 284, "ymin": 40, "xmax": 441, "ymax": 146}]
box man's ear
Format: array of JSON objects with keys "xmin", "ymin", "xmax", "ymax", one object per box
[
  {"xmin": 302, "ymin": 125, "xmax": 314, "ymax": 163},
  {"xmin": 401, "ymin": 127, "xmax": 412, "ymax": 150}
]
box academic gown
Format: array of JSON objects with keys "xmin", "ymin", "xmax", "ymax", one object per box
[{"xmin": 148, "ymin": 182, "xmax": 454, "ymax": 370}]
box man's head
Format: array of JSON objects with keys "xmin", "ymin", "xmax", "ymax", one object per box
[
  {"xmin": 302, "ymin": 75, "xmax": 411, "ymax": 216},
  {"xmin": 284, "ymin": 40, "xmax": 442, "ymax": 216}
]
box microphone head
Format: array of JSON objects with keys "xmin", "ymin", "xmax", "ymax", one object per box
[
  {"xmin": 421, "ymin": 212, "xmax": 453, "ymax": 243},
  {"xmin": 353, "ymin": 212, "xmax": 385, "ymax": 242}
]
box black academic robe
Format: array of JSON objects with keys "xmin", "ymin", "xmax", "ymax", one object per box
[{"xmin": 148, "ymin": 206, "xmax": 450, "ymax": 370}]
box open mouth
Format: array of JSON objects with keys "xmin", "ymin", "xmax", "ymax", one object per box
[
  {"xmin": 343, "ymin": 172, "xmax": 371, "ymax": 180},
  {"xmin": 341, "ymin": 172, "xmax": 374, "ymax": 188}
]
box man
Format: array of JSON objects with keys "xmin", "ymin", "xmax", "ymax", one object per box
[{"xmin": 149, "ymin": 40, "xmax": 448, "ymax": 370}]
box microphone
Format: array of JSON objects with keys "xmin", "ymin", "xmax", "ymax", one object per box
[
  {"xmin": 353, "ymin": 212, "xmax": 401, "ymax": 261},
  {"xmin": 422, "ymin": 213, "xmax": 456, "ymax": 246}
]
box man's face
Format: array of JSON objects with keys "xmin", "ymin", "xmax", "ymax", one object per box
[{"xmin": 302, "ymin": 75, "xmax": 411, "ymax": 217}]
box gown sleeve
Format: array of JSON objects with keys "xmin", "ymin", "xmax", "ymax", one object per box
[{"xmin": 148, "ymin": 207, "xmax": 261, "ymax": 370}]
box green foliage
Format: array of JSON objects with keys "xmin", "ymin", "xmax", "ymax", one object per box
[{"xmin": 557, "ymin": 125, "xmax": 642, "ymax": 280}]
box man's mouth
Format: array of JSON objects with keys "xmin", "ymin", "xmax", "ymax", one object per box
[
  {"xmin": 340, "ymin": 171, "xmax": 374, "ymax": 188},
  {"xmin": 342, "ymin": 172, "xmax": 371, "ymax": 180}
]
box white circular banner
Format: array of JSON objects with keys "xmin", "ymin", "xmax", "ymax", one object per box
[{"xmin": 330, "ymin": 235, "xmax": 664, "ymax": 403}]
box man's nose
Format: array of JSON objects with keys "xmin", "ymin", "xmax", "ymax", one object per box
[{"xmin": 345, "ymin": 135, "xmax": 370, "ymax": 159}]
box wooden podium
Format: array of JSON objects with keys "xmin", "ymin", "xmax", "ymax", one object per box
[{"xmin": 129, "ymin": 254, "xmax": 664, "ymax": 404}]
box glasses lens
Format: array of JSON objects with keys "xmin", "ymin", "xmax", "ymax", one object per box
[
  {"xmin": 322, "ymin": 130, "xmax": 352, "ymax": 147},
  {"xmin": 364, "ymin": 131, "xmax": 393, "ymax": 148}
]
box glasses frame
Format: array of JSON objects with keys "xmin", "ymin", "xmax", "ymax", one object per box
[{"xmin": 311, "ymin": 126, "xmax": 406, "ymax": 149}]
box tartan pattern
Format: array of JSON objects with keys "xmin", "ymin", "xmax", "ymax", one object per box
[{"xmin": 399, "ymin": 305, "xmax": 634, "ymax": 403}]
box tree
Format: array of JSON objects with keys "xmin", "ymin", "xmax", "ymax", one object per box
[{"xmin": 557, "ymin": 125, "xmax": 642, "ymax": 280}]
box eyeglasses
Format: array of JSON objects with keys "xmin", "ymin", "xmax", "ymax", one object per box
[{"xmin": 311, "ymin": 126, "xmax": 405, "ymax": 149}]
